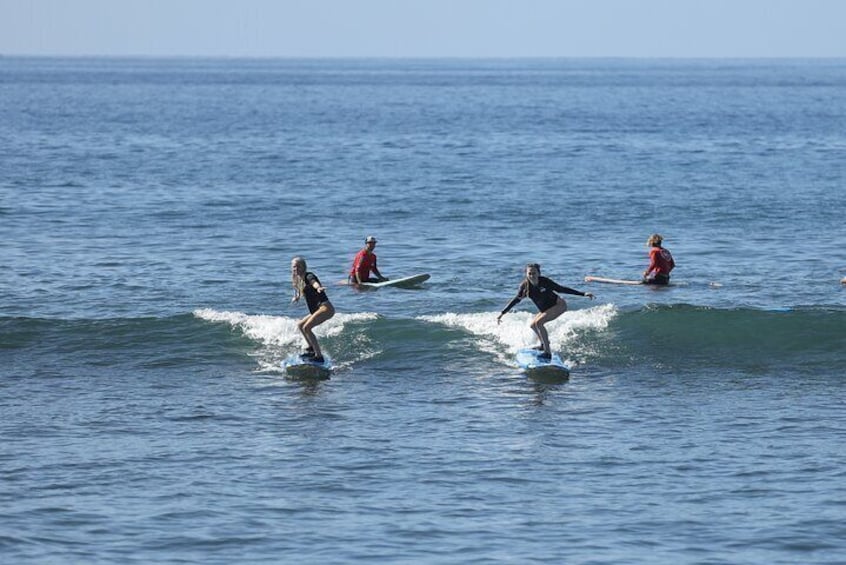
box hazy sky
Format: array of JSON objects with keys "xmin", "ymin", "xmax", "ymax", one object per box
[{"xmin": 2, "ymin": 0, "xmax": 845, "ymax": 58}]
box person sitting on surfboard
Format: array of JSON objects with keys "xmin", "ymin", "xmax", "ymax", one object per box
[
  {"xmin": 642, "ymin": 233, "xmax": 675, "ymax": 285},
  {"xmin": 349, "ymin": 235, "xmax": 388, "ymax": 284},
  {"xmin": 497, "ymin": 263, "xmax": 595, "ymax": 360},
  {"xmin": 291, "ymin": 256, "xmax": 334, "ymax": 363}
]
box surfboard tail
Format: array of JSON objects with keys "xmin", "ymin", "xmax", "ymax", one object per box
[
  {"xmin": 282, "ymin": 354, "xmax": 333, "ymax": 379},
  {"xmin": 515, "ymin": 349, "xmax": 570, "ymax": 377}
]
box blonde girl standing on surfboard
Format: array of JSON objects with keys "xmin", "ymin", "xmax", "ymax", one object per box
[
  {"xmin": 497, "ymin": 263, "xmax": 595, "ymax": 360},
  {"xmin": 291, "ymin": 256, "xmax": 335, "ymax": 363}
]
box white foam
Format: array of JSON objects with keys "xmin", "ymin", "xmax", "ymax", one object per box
[
  {"xmin": 193, "ymin": 308, "xmax": 377, "ymax": 348},
  {"xmin": 420, "ymin": 304, "xmax": 617, "ymax": 365},
  {"xmin": 196, "ymin": 305, "xmax": 618, "ymax": 371}
]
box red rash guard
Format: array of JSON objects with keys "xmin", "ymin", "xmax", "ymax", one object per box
[
  {"xmin": 349, "ymin": 249, "xmax": 378, "ymax": 281},
  {"xmin": 646, "ymin": 246, "xmax": 675, "ymax": 278}
]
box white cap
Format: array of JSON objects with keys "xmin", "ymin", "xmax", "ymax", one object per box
[{"xmin": 365, "ymin": 235, "xmax": 377, "ymax": 243}]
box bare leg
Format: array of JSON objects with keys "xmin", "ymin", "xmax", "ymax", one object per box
[
  {"xmin": 297, "ymin": 303, "xmax": 335, "ymax": 359},
  {"xmin": 530, "ymin": 299, "xmax": 567, "ymax": 355}
]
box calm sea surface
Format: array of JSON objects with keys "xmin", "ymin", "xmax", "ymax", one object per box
[{"xmin": 2, "ymin": 57, "xmax": 846, "ymax": 563}]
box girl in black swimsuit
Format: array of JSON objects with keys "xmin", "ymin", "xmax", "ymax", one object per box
[
  {"xmin": 291, "ymin": 256, "xmax": 335, "ymax": 363},
  {"xmin": 497, "ymin": 263, "xmax": 595, "ymax": 359}
]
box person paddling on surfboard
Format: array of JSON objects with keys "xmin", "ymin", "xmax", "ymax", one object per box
[
  {"xmin": 291, "ymin": 256, "xmax": 334, "ymax": 363},
  {"xmin": 497, "ymin": 263, "xmax": 595, "ymax": 360},
  {"xmin": 642, "ymin": 233, "xmax": 675, "ymax": 285},
  {"xmin": 348, "ymin": 235, "xmax": 388, "ymax": 285}
]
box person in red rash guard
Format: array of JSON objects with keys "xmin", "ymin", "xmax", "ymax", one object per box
[
  {"xmin": 642, "ymin": 233, "xmax": 675, "ymax": 285},
  {"xmin": 348, "ymin": 235, "xmax": 387, "ymax": 284}
]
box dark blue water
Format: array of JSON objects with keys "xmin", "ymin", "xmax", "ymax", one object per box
[{"xmin": 2, "ymin": 57, "xmax": 846, "ymax": 564}]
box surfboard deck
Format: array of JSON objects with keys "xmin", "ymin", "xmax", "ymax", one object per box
[
  {"xmin": 584, "ymin": 275, "xmax": 644, "ymax": 286},
  {"xmin": 515, "ymin": 348, "xmax": 570, "ymax": 378},
  {"xmin": 359, "ymin": 273, "xmax": 430, "ymax": 289},
  {"xmin": 282, "ymin": 354, "xmax": 333, "ymax": 379}
]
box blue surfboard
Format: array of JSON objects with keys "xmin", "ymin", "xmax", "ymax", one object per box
[
  {"xmin": 282, "ymin": 354, "xmax": 333, "ymax": 379},
  {"xmin": 515, "ymin": 348, "xmax": 570, "ymax": 377}
]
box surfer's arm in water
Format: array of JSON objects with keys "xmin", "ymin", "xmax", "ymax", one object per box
[{"xmin": 371, "ymin": 261, "xmax": 387, "ymax": 282}]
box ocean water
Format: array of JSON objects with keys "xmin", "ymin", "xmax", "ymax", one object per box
[{"xmin": 2, "ymin": 57, "xmax": 846, "ymax": 563}]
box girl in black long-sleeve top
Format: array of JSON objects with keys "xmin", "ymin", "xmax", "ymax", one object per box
[{"xmin": 497, "ymin": 263, "xmax": 595, "ymax": 359}]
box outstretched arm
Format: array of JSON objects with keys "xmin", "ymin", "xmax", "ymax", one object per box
[
  {"xmin": 497, "ymin": 283, "xmax": 526, "ymax": 324},
  {"xmin": 548, "ymin": 280, "xmax": 595, "ymax": 299},
  {"xmin": 306, "ymin": 273, "xmax": 326, "ymax": 294}
]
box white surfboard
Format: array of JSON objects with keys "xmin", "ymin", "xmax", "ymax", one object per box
[
  {"xmin": 358, "ymin": 273, "xmax": 430, "ymax": 289},
  {"xmin": 584, "ymin": 275, "xmax": 644, "ymax": 286},
  {"xmin": 515, "ymin": 348, "xmax": 570, "ymax": 377},
  {"xmin": 282, "ymin": 354, "xmax": 333, "ymax": 379}
]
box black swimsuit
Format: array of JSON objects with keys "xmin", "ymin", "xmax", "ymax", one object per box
[
  {"xmin": 304, "ymin": 272, "xmax": 330, "ymax": 313},
  {"xmin": 501, "ymin": 276, "xmax": 585, "ymax": 315}
]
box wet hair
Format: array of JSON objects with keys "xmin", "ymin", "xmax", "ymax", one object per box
[
  {"xmin": 647, "ymin": 234, "xmax": 663, "ymax": 247},
  {"xmin": 291, "ymin": 256, "xmax": 307, "ymax": 301},
  {"xmin": 526, "ymin": 263, "xmax": 541, "ymax": 274}
]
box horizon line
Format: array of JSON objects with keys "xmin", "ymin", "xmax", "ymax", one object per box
[{"xmin": 4, "ymin": 53, "xmax": 846, "ymax": 61}]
